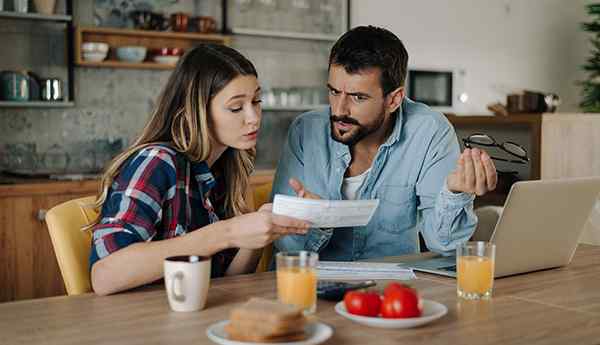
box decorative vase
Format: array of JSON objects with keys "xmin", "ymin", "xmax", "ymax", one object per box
[{"xmin": 33, "ymin": 0, "xmax": 56, "ymax": 15}]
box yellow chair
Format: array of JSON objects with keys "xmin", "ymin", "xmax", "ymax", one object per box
[
  {"xmin": 253, "ymin": 182, "xmax": 274, "ymax": 273},
  {"xmin": 45, "ymin": 196, "xmax": 97, "ymax": 296}
]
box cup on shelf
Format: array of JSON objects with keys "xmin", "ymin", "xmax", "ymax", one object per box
[
  {"xmin": 170, "ymin": 12, "xmax": 190, "ymax": 32},
  {"xmin": 193, "ymin": 16, "xmax": 217, "ymax": 33},
  {"xmin": 33, "ymin": 0, "xmax": 55, "ymax": 15}
]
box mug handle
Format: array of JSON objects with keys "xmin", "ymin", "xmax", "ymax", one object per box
[{"xmin": 169, "ymin": 271, "xmax": 186, "ymax": 302}]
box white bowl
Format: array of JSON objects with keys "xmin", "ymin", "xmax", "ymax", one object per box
[
  {"xmin": 82, "ymin": 51, "xmax": 107, "ymax": 62},
  {"xmin": 81, "ymin": 42, "xmax": 109, "ymax": 53},
  {"xmin": 334, "ymin": 299, "xmax": 448, "ymax": 329},
  {"xmin": 153, "ymin": 55, "xmax": 180, "ymax": 65},
  {"xmin": 116, "ymin": 46, "xmax": 147, "ymax": 63}
]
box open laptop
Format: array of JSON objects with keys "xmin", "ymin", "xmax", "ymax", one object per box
[{"xmin": 402, "ymin": 177, "xmax": 600, "ymax": 278}]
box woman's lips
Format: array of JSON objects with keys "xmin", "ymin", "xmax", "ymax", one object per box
[{"xmin": 244, "ymin": 130, "xmax": 258, "ymax": 140}]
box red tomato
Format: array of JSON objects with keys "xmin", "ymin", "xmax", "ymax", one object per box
[
  {"xmin": 383, "ymin": 282, "xmax": 408, "ymax": 297},
  {"xmin": 343, "ymin": 291, "xmax": 382, "ymax": 317},
  {"xmin": 381, "ymin": 286, "xmax": 422, "ymax": 318}
]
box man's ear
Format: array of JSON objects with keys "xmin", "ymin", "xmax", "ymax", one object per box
[{"xmin": 386, "ymin": 86, "xmax": 405, "ymax": 113}]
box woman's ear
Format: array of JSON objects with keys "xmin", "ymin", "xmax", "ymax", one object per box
[{"xmin": 386, "ymin": 86, "xmax": 405, "ymax": 113}]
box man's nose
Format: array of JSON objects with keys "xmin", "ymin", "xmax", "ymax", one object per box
[{"xmin": 331, "ymin": 93, "xmax": 350, "ymax": 116}]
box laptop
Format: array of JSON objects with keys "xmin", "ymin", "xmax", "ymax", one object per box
[{"xmin": 402, "ymin": 177, "xmax": 600, "ymax": 278}]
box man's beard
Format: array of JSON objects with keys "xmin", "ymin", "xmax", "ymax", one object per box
[{"xmin": 330, "ymin": 113, "xmax": 385, "ymax": 146}]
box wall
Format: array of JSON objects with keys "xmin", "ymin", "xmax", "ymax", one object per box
[{"xmin": 351, "ymin": 0, "xmax": 590, "ymax": 114}]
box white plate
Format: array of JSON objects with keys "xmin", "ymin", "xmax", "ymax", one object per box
[
  {"xmin": 334, "ymin": 299, "xmax": 447, "ymax": 329},
  {"xmin": 206, "ymin": 320, "xmax": 333, "ymax": 345},
  {"xmin": 153, "ymin": 55, "xmax": 180, "ymax": 65}
]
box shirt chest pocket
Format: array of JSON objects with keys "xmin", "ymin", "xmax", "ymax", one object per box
[{"xmin": 374, "ymin": 185, "xmax": 417, "ymax": 234}]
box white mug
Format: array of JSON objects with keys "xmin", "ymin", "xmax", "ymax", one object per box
[{"xmin": 164, "ymin": 255, "xmax": 211, "ymax": 312}]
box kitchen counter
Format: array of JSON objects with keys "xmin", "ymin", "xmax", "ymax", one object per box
[{"xmin": 0, "ymin": 170, "xmax": 276, "ymax": 197}]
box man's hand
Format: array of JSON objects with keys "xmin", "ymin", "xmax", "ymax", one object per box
[
  {"xmin": 289, "ymin": 178, "xmax": 321, "ymax": 199},
  {"xmin": 446, "ymin": 148, "xmax": 497, "ymax": 196}
]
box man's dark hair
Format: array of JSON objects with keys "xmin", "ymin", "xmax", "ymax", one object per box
[{"xmin": 329, "ymin": 26, "xmax": 408, "ymax": 96}]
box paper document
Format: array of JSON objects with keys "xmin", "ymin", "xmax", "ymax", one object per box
[
  {"xmin": 272, "ymin": 194, "xmax": 379, "ymax": 228},
  {"xmin": 317, "ymin": 261, "xmax": 416, "ymax": 281}
]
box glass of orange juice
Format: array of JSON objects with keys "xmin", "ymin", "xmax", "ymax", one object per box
[
  {"xmin": 457, "ymin": 241, "xmax": 496, "ymax": 300},
  {"xmin": 276, "ymin": 251, "xmax": 318, "ymax": 314}
]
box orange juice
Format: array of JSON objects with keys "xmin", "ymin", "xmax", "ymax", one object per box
[
  {"xmin": 457, "ymin": 255, "xmax": 494, "ymax": 297},
  {"xmin": 276, "ymin": 267, "xmax": 317, "ymax": 312}
]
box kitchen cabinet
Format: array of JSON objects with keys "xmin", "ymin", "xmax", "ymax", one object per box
[{"xmin": 0, "ymin": 179, "xmax": 98, "ymax": 302}]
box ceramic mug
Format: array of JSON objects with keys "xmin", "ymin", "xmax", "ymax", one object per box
[
  {"xmin": 164, "ymin": 255, "xmax": 211, "ymax": 312},
  {"xmin": 170, "ymin": 12, "xmax": 189, "ymax": 32}
]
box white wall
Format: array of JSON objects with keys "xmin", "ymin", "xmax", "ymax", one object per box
[{"xmin": 351, "ymin": 0, "xmax": 590, "ymax": 114}]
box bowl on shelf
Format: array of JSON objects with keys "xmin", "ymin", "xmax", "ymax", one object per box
[
  {"xmin": 153, "ymin": 55, "xmax": 180, "ymax": 65},
  {"xmin": 116, "ymin": 46, "xmax": 147, "ymax": 63},
  {"xmin": 82, "ymin": 51, "xmax": 107, "ymax": 62},
  {"xmin": 81, "ymin": 42, "xmax": 109, "ymax": 54}
]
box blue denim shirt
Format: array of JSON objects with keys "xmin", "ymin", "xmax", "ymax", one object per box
[{"xmin": 272, "ymin": 98, "xmax": 477, "ymax": 261}]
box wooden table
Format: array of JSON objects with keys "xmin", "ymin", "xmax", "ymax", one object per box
[{"xmin": 2, "ymin": 245, "xmax": 600, "ymax": 345}]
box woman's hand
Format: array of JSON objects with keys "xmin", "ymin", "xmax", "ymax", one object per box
[{"xmin": 226, "ymin": 208, "xmax": 311, "ymax": 249}]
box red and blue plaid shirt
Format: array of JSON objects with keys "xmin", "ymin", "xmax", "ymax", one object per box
[{"xmin": 89, "ymin": 144, "xmax": 237, "ymax": 278}]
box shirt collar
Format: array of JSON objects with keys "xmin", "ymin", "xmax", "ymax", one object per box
[{"xmin": 331, "ymin": 99, "xmax": 406, "ymax": 158}]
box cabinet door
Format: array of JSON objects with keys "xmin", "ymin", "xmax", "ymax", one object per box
[{"xmin": 0, "ymin": 193, "xmax": 90, "ymax": 302}]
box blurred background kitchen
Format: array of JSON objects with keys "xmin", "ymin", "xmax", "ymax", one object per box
[{"xmin": 1, "ymin": 0, "xmax": 599, "ymax": 302}]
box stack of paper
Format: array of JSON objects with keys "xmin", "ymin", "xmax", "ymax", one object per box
[{"xmin": 317, "ymin": 261, "xmax": 416, "ymax": 281}]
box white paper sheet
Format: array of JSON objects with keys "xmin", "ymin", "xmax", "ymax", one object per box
[
  {"xmin": 272, "ymin": 194, "xmax": 379, "ymax": 228},
  {"xmin": 317, "ymin": 261, "xmax": 416, "ymax": 281}
]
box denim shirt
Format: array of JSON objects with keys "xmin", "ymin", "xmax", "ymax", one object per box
[{"xmin": 272, "ymin": 98, "xmax": 477, "ymax": 261}]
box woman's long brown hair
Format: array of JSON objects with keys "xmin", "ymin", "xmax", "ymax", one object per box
[{"xmin": 84, "ymin": 44, "xmax": 257, "ymax": 230}]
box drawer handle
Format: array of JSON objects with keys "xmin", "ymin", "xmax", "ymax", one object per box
[{"xmin": 37, "ymin": 209, "xmax": 48, "ymax": 221}]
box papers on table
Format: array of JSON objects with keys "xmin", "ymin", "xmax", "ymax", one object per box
[
  {"xmin": 317, "ymin": 261, "xmax": 416, "ymax": 281},
  {"xmin": 272, "ymin": 194, "xmax": 379, "ymax": 228}
]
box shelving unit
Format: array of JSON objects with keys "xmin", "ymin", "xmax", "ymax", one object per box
[
  {"xmin": 75, "ymin": 27, "xmax": 231, "ymax": 70},
  {"xmin": 0, "ymin": 11, "xmax": 71, "ymax": 21},
  {"xmin": 0, "ymin": 101, "xmax": 74, "ymax": 108},
  {"xmin": 0, "ymin": 1, "xmax": 75, "ymax": 107}
]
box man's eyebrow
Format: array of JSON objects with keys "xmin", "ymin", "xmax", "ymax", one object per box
[{"xmin": 327, "ymin": 84, "xmax": 371, "ymax": 98}]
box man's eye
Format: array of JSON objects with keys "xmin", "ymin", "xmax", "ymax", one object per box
[
  {"xmin": 329, "ymin": 89, "xmax": 340, "ymax": 96},
  {"xmin": 352, "ymin": 95, "xmax": 366, "ymax": 102}
]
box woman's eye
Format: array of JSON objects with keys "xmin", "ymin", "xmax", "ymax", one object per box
[
  {"xmin": 252, "ymin": 99, "xmax": 262, "ymax": 105},
  {"xmin": 230, "ymin": 107, "xmax": 243, "ymax": 113}
]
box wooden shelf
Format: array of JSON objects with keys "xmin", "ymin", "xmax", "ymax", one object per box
[
  {"xmin": 0, "ymin": 101, "xmax": 74, "ymax": 108},
  {"xmin": 231, "ymin": 27, "xmax": 339, "ymax": 41},
  {"xmin": 74, "ymin": 26, "xmax": 231, "ymax": 69},
  {"xmin": 445, "ymin": 114, "xmax": 542, "ymax": 127},
  {"xmin": 77, "ymin": 60, "xmax": 176, "ymax": 70},
  {"xmin": 0, "ymin": 11, "xmax": 72, "ymax": 22}
]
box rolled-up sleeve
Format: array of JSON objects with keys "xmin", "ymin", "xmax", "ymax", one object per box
[{"xmin": 89, "ymin": 147, "xmax": 177, "ymax": 268}]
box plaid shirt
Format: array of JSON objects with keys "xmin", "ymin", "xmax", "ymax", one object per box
[{"xmin": 89, "ymin": 144, "xmax": 237, "ymax": 278}]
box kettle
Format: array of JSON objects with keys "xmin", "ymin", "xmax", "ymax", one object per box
[{"xmin": 0, "ymin": 71, "xmax": 29, "ymax": 101}]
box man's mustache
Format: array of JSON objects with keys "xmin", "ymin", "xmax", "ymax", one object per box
[{"xmin": 330, "ymin": 115, "xmax": 360, "ymax": 126}]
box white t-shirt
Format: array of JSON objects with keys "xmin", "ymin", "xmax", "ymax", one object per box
[{"xmin": 341, "ymin": 169, "xmax": 371, "ymax": 200}]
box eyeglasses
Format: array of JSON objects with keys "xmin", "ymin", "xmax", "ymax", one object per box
[{"xmin": 462, "ymin": 133, "xmax": 529, "ymax": 164}]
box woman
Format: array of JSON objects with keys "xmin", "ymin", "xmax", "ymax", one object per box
[{"xmin": 87, "ymin": 44, "xmax": 309, "ymax": 296}]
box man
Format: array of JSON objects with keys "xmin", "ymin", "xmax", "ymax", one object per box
[{"xmin": 272, "ymin": 26, "xmax": 497, "ymax": 261}]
